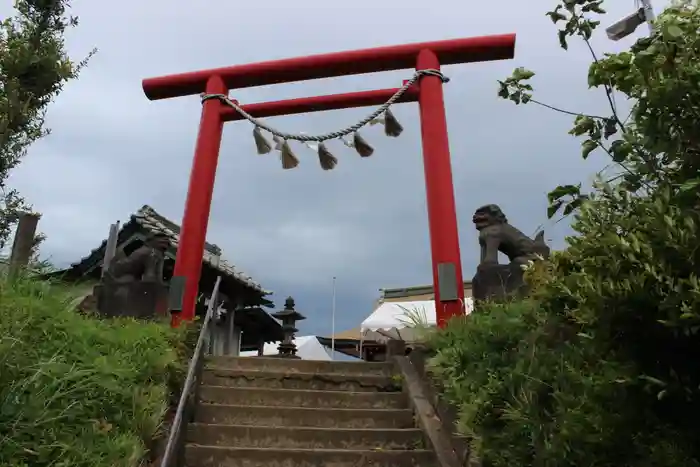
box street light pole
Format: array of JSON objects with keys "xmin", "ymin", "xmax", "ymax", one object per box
[{"xmin": 640, "ymin": 0, "xmax": 655, "ymax": 35}]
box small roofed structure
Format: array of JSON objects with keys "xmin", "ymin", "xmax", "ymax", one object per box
[
  {"xmin": 50, "ymin": 205, "xmax": 283, "ymax": 353},
  {"xmin": 318, "ymin": 280, "xmax": 473, "ymax": 360}
]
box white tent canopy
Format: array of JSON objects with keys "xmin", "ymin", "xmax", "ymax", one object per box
[
  {"xmin": 240, "ymin": 335, "xmax": 332, "ymax": 360},
  {"xmin": 360, "ymin": 299, "xmax": 473, "ymax": 342}
]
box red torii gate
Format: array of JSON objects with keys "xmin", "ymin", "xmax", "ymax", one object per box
[{"xmin": 142, "ymin": 34, "xmax": 516, "ymax": 328}]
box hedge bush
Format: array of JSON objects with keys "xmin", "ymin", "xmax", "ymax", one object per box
[{"xmin": 428, "ymin": 1, "xmax": 700, "ymax": 465}]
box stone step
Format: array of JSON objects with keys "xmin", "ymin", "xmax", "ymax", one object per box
[
  {"xmin": 187, "ymin": 424, "xmax": 427, "ymax": 450},
  {"xmin": 201, "ymin": 368, "xmax": 400, "ymax": 393},
  {"xmin": 207, "ymin": 356, "xmax": 394, "ymax": 376},
  {"xmin": 195, "ymin": 403, "xmax": 415, "ymax": 429},
  {"xmin": 199, "ymin": 385, "xmax": 408, "ymax": 409},
  {"xmin": 185, "ymin": 446, "xmax": 437, "ymax": 467}
]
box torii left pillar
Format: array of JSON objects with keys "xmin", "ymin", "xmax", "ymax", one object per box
[{"xmin": 142, "ymin": 34, "xmax": 516, "ymax": 328}]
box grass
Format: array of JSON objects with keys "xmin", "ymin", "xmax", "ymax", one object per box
[{"xmin": 0, "ymin": 276, "xmax": 190, "ymax": 467}]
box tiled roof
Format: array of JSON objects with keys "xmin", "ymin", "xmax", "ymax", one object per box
[{"xmin": 68, "ymin": 205, "xmax": 271, "ymax": 295}]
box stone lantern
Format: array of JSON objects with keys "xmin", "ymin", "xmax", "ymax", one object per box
[{"xmin": 271, "ymin": 296, "xmax": 306, "ymax": 358}]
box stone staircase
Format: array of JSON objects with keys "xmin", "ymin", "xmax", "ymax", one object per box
[{"xmin": 184, "ymin": 356, "xmax": 440, "ymax": 467}]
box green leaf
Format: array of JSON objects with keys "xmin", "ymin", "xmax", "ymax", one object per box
[
  {"xmin": 603, "ymin": 118, "xmax": 618, "ymax": 139},
  {"xmin": 547, "ymin": 184, "xmax": 581, "ymax": 203},
  {"xmin": 679, "ymin": 179, "xmax": 700, "ymax": 192},
  {"xmin": 579, "ymin": 22, "xmax": 593, "ymax": 40},
  {"xmin": 610, "ymin": 140, "xmax": 633, "ymax": 163},
  {"xmin": 582, "ymin": 0, "xmax": 605, "ymax": 13},
  {"xmin": 570, "ymin": 115, "xmax": 596, "ymax": 136},
  {"xmin": 560, "ymin": 193, "xmax": 589, "ymax": 216},
  {"xmin": 581, "ymin": 140, "xmax": 597, "ymax": 159},
  {"xmin": 562, "ymin": 200, "xmax": 577, "ymax": 215},
  {"xmin": 558, "ymin": 29, "xmax": 569, "ymax": 50},
  {"xmin": 547, "ymin": 200, "xmax": 564, "ymax": 219},
  {"xmin": 665, "ymin": 24, "xmax": 683, "ymax": 39},
  {"xmin": 639, "ymin": 375, "xmax": 666, "ymax": 387},
  {"xmin": 512, "ymin": 67, "xmax": 535, "ymax": 81},
  {"xmin": 497, "ymin": 81, "xmax": 509, "ymax": 99},
  {"xmin": 563, "ymin": 0, "xmax": 576, "ymax": 12},
  {"xmin": 546, "ymin": 10, "xmax": 567, "ymax": 23}
]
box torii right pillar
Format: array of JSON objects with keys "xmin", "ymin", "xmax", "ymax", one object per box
[{"xmin": 416, "ymin": 48, "xmax": 465, "ymax": 327}]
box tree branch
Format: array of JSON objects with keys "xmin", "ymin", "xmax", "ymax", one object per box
[{"xmin": 529, "ymin": 98, "xmax": 609, "ymax": 120}]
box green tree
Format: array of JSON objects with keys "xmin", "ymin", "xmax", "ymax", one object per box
[
  {"xmin": 429, "ymin": 1, "xmax": 700, "ymax": 465},
  {"xmin": 498, "ymin": 0, "xmax": 700, "ymax": 390},
  {"xmin": 499, "ymin": 0, "xmax": 700, "ymax": 215},
  {"xmin": 0, "ymin": 0, "xmax": 95, "ymax": 251}
]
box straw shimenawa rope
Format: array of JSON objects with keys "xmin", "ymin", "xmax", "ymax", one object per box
[{"xmin": 200, "ymin": 68, "xmax": 449, "ymax": 169}]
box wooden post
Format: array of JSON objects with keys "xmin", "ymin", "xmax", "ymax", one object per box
[
  {"xmin": 223, "ymin": 309, "xmax": 232, "ymax": 355},
  {"xmin": 230, "ymin": 325, "xmax": 241, "ymax": 357},
  {"xmin": 225, "ymin": 298, "xmax": 243, "ymax": 356},
  {"xmin": 101, "ymin": 221, "xmax": 120, "ymax": 278},
  {"xmin": 8, "ymin": 212, "xmax": 40, "ymax": 279}
]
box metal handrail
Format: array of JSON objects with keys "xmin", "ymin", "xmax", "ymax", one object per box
[{"xmin": 159, "ymin": 276, "xmax": 222, "ymax": 467}]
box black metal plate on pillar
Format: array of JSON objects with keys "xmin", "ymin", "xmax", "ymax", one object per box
[
  {"xmin": 437, "ymin": 262, "xmax": 458, "ymax": 301},
  {"xmin": 168, "ymin": 276, "xmax": 186, "ymax": 312}
]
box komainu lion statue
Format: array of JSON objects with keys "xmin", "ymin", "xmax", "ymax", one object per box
[
  {"xmin": 473, "ymin": 204, "xmax": 550, "ymax": 267},
  {"xmin": 471, "ymin": 204, "xmax": 550, "ymax": 302}
]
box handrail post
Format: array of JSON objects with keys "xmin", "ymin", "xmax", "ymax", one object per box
[{"xmin": 160, "ymin": 276, "xmax": 222, "ymax": 467}]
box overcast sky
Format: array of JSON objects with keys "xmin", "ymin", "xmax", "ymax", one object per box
[{"xmin": 3, "ymin": 0, "xmax": 663, "ymax": 337}]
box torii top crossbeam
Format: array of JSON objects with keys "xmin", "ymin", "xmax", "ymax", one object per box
[
  {"xmin": 142, "ymin": 33, "xmax": 516, "ymax": 329},
  {"xmin": 143, "ymin": 34, "xmax": 515, "ymax": 100}
]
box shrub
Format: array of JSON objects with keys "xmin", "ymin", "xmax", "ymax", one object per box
[
  {"xmin": 0, "ymin": 277, "xmax": 188, "ymax": 467},
  {"xmin": 429, "ymin": 298, "xmax": 700, "ymax": 466},
  {"xmin": 537, "ymin": 185, "xmax": 700, "ymax": 402}
]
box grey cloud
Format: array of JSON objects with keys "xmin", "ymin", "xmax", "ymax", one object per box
[{"xmin": 4, "ymin": 0, "xmax": 663, "ymax": 335}]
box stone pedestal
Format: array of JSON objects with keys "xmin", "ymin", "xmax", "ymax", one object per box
[
  {"xmin": 386, "ymin": 339, "xmax": 407, "ymax": 358},
  {"xmin": 471, "ymin": 263, "xmax": 527, "ymax": 303},
  {"xmin": 94, "ymin": 281, "xmax": 169, "ymax": 320}
]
